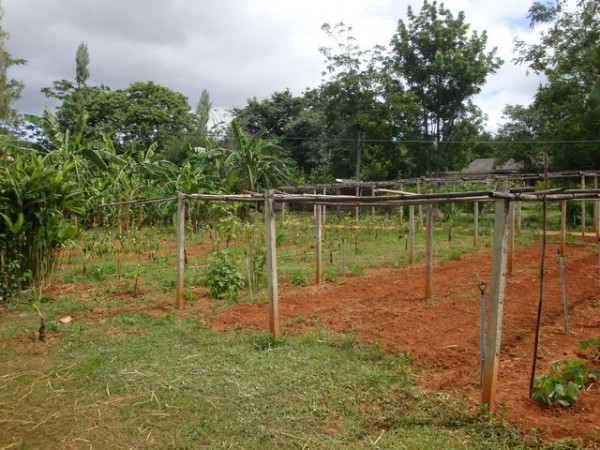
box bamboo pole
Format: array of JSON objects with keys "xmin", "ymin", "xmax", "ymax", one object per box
[
  {"xmin": 481, "ymin": 181, "xmax": 510, "ymax": 411},
  {"xmin": 425, "ymin": 201, "xmax": 434, "ymax": 298},
  {"xmin": 473, "ymin": 201, "xmax": 479, "ymax": 249},
  {"xmin": 176, "ymin": 192, "xmax": 185, "ymax": 309},
  {"xmin": 264, "ymin": 190, "xmax": 281, "ymax": 338},
  {"xmin": 316, "ymin": 203, "xmax": 322, "ymax": 285},
  {"xmin": 409, "ymin": 205, "xmax": 415, "ymax": 267}
]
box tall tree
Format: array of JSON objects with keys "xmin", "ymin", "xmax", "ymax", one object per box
[
  {"xmin": 195, "ymin": 88, "xmax": 211, "ymax": 133},
  {"xmin": 41, "ymin": 41, "xmax": 97, "ymax": 134},
  {"xmin": 390, "ymin": 0, "xmax": 502, "ymax": 175},
  {"xmin": 0, "ymin": 2, "xmax": 25, "ymax": 129},
  {"xmin": 75, "ymin": 42, "xmax": 90, "ymax": 88},
  {"xmin": 231, "ymin": 88, "xmax": 324, "ymax": 176},
  {"xmin": 503, "ymin": 0, "xmax": 600, "ymax": 170},
  {"xmin": 319, "ymin": 22, "xmax": 396, "ymax": 181}
]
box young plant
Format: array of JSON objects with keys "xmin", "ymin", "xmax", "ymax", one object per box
[
  {"xmin": 579, "ymin": 338, "xmax": 600, "ymax": 360},
  {"xmin": 532, "ymin": 359, "xmax": 598, "ymax": 406},
  {"xmin": 205, "ymin": 251, "xmax": 244, "ymax": 301}
]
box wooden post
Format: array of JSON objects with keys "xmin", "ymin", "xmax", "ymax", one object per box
[
  {"xmin": 322, "ymin": 188, "xmax": 327, "ymax": 225},
  {"xmin": 355, "ymin": 186, "xmax": 360, "ymax": 222},
  {"xmin": 481, "ymin": 181, "xmax": 510, "ymax": 411},
  {"xmin": 409, "ymin": 204, "xmax": 415, "ymax": 267},
  {"xmin": 516, "ymin": 201, "xmax": 522, "ymax": 233},
  {"xmin": 417, "ymin": 182, "xmax": 424, "ymax": 231},
  {"xmin": 264, "ymin": 190, "xmax": 281, "ymax": 338},
  {"xmin": 561, "ymin": 200, "xmax": 567, "ymax": 256},
  {"xmin": 371, "ymin": 185, "xmax": 376, "ymax": 217},
  {"xmin": 581, "ymin": 175, "xmax": 586, "ymax": 240},
  {"xmin": 399, "ymin": 183, "xmax": 404, "ymax": 225},
  {"xmin": 316, "ymin": 202, "xmax": 322, "ymax": 285},
  {"xmin": 176, "ymin": 192, "xmax": 185, "ymax": 309},
  {"xmin": 425, "ymin": 202, "xmax": 434, "ymax": 299},
  {"xmin": 507, "ymin": 202, "xmax": 515, "ymax": 276},
  {"xmin": 595, "ymin": 177, "xmax": 599, "ymax": 238},
  {"xmin": 473, "ymin": 201, "xmax": 479, "ymax": 249}
]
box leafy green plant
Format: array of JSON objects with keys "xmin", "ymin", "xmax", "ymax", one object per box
[
  {"xmin": 290, "ymin": 271, "xmax": 308, "ymax": 287},
  {"xmin": 532, "ymin": 359, "xmax": 598, "ymax": 406},
  {"xmin": 205, "ymin": 251, "xmax": 244, "ymax": 301},
  {"xmin": 579, "ymin": 338, "xmax": 600, "ymax": 360}
]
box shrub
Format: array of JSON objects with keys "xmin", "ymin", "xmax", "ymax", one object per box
[{"xmin": 205, "ymin": 251, "xmax": 244, "ymax": 301}]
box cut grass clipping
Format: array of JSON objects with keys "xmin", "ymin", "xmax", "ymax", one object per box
[{"xmin": 0, "ymin": 311, "xmax": 528, "ymax": 449}]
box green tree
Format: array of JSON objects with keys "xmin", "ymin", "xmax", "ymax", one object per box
[
  {"xmin": 504, "ymin": 0, "xmax": 600, "ymax": 170},
  {"xmin": 231, "ymin": 88, "xmax": 325, "ymax": 176},
  {"xmin": 390, "ymin": 0, "xmax": 502, "ymax": 175},
  {"xmin": 319, "ymin": 22, "xmax": 398, "ymax": 181},
  {"xmin": 0, "ymin": 3, "xmax": 25, "ymax": 129}
]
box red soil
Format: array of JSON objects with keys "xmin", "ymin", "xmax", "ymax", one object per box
[{"xmin": 209, "ymin": 240, "xmax": 600, "ymax": 446}]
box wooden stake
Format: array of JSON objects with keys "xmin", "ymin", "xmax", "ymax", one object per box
[
  {"xmin": 481, "ymin": 181, "xmax": 510, "ymax": 411},
  {"xmin": 473, "ymin": 201, "xmax": 479, "ymax": 249},
  {"xmin": 409, "ymin": 205, "xmax": 415, "ymax": 267},
  {"xmin": 516, "ymin": 201, "xmax": 522, "ymax": 233},
  {"xmin": 371, "ymin": 186, "xmax": 376, "ymax": 217},
  {"xmin": 507, "ymin": 202, "xmax": 514, "ymax": 276},
  {"xmin": 399, "ymin": 183, "xmax": 404, "ymax": 225},
  {"xmin": 264, "ymin": 190, "xmax": 281, "ymax": 338},
  {"xmin": 316, "ymin": 203, "xmax": 322, "ymax": 285},
  {"xmin": 176, "ymin": 192, "xmax": 185, "ymax": 309},
  {"xmin": 582, "ymin": 175, "xmax": 586, "ymax": 240},
  {"xmin": 425, "ymin": 202, "xmax": 434, "ymax": 299},
  {"xmin": 322, "ymin": 188, "xmax": 327, "ymax": 225},
  {"xmin": 595, "ymin": 176, "xmax": 599, "ymax": 238},
  {"xmin": 561, "ymin": 200, "xmax": 567, "ymax": 256}
]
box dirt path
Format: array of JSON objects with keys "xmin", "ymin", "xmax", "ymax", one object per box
[{"xmin": 210, "ymin": 240, "xmax": 600, "ymax": 445}]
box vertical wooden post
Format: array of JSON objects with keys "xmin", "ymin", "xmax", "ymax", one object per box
[
  {"xmin": 581, "ymin": 175, "xmax": 586, "ymax": 240},
  {"xmin": 316, "ymin": 202, "xmax": 322, "ymax": 285},
  {"xmin": 425, "ymin": 202, "xmax": 434, "ymax": 299},
  {"xmin": 176, "ymin": 192, "xmax": 185, "ymax": 309},
  {"xmin": 355, "ymin": 186, "xmax": 360, "ymax": 222},
  {"xmin": 481, "ymin": 181, "xmax": 510, "ymax": 411},
  {"xmin": 264, "ymin": 190, "xmax": 281, "ymax": 338},
  {"xmin": 561, "ymin": 200, "xmax": 567, "ymax": 256},
  {"xmin": 409, "ymin": 204, "xmax": 415, "ymax": 267},
  {"xmin": 595, "ymin": 176, "xmax": 599, "ymax": 238},
  {"xmin": 507, "ymin": 202, "xmax": 515, "ymax": 276},
  {"xmin": 322, "ymin": 188, "xmax": 327, "ymax": 226},
  {"xmin": 399, "ymin": 183, "xmax": 404, "ymax": 225},
  {"xmin": 516, "ymin": 201, "xmax": 523, "ymax": 233},
  {"xmin": 371, "ymin": 185, "xmax": 376, "ymax": 217},
  {"xmin": 473, "ymin": 201, "xmax": 479, "ymax": 249},
  {"xmin": 417, "ymin": 182, "xmax": 424, "ymax": 231}
]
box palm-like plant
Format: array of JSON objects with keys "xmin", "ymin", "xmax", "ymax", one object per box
[{"xmin": 218, "ymin": 122, "xmax": 291, "ymax": 193}]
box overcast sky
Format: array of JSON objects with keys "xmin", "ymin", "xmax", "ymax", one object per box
[{"xmin": 4, "ymin": 0, "xmax": 543, "ymax": 132}]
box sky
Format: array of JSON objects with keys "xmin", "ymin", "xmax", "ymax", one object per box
[{"xmin": 4, "ymin": 0, "xmax": 543, "ymax": 133}]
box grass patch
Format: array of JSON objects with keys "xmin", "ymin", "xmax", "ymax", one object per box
[{"xmin": 0, "ymin": 310, "xmax": 530, "ymax": 449}]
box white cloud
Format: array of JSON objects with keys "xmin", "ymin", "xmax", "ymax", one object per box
[{"xmin": 4, "ymin": 0, "xmax": 542, "ymax": 131}]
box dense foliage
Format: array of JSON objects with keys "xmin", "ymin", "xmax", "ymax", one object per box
[{"xmin": 2, "ymin": 0, "xmax": 600, "ymax": 300}]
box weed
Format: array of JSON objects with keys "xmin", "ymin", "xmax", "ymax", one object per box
[
  {"xmin": 290, "ymin": 271, "xmax": 308, "ymax": 287},
  {"xmin": 578, "ymin": 338, "xmax": 600, "ymax": 360}
]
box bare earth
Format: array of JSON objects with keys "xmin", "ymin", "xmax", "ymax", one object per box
[{"xmin": 209, "ymin": 240, "xmax": 600, "ymax": 446}]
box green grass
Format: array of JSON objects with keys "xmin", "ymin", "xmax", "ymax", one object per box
[{"xmin": 0, "ymin": 306, "xmax": 530, "ymax": 449}]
